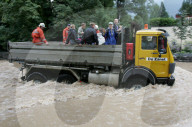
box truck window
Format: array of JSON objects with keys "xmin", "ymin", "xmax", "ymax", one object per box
[
  {"xmin": 142, "ymin": 36, "xmax": 157, "ymax": 50},
  {"xmin": 158, "ymin": 36, "xmax": 167, "ymax": 54}
]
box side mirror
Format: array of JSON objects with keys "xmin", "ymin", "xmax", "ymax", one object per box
[
  {"xmin": 158, "ymin": 49, "xmax": 167, "ymax": 57},
  {"xmin": 158, "ymin": 36, "xmax": 167, "ymax": 55}
]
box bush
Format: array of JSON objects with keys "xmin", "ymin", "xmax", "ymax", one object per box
[
  {"xmin": 183, "ymin": 47, "xmax": 191, "ymax": 52},
  {"xmin": 150, "ymin": 18, "xmax": 177, "ymax": 27},
  {"xmin": 171, "ymin": 49, "xmax": 178, "ymax": 53}
]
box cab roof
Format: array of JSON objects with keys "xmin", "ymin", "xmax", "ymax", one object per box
[{"xmin": 136, "ymin": 29, "xmax": 164, "ymax": 35}]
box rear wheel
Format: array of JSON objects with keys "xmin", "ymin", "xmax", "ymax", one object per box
[
  {"xmin": 57, "ymin": 74, "xmax": 76, "ymax": 84},
  {"xmin": 125, "ymin": 76, "xmax": 148, "ymax": 90},
  {"xmin": 27, "ymin": 72, "xmax": 47, "ymax": 84}
]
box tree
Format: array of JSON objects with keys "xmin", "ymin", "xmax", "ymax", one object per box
[
  {"xmin": 149, "ymin": 3, "xmax": 160, "ymax": 19},
  {"xmin": 173, "ymin": 11, "xmax": 188, "ymax": 51},
  {"xmin": 159, "ymin": 2, "xmax": 169, "ymax": 18},
  {"xmin": 179, "ymin": 0, "xmax": 192, "ymax": 16},
  {"xmin": 0, "ymin": 0, "xmax": 53, "ymax": 51},
  {"xmin": 117, "ymin": 0, "xmax": 126, "ymax": 19},
  {"xmin": 99, "ymin": 0, "xmax": 114, "ymax": 7},
  {"xmin": 31, "ymin": 0, "xmax": 53, "ymax": 26},
  {"xmin": 124, "ymin": 0, "xmax": 149, "ymax": 27},
  {"xmin": 0, "ymin": 0, "xmax": 171, "ymax": 51},
  {"xmin": 0, "ymin": 0, "xmax": 42, "ymax": 50},
  {"xmin": 49, "ymin": 0, "xmax": 115, "ymax": 41}
]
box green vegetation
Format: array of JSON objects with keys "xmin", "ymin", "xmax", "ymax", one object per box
[
  {"xmin": 0, "ymin": 0, "xmax": 177, "ymax": 51},
  {"xmin": 0, "ymin": 0, "xmax": 52, "ymax": 50},
  {"xmin": 150, "ymin": 18, "xmax": 176, "ymax": 26},
  {"xmin": 159, "ymin": 2, "xmax": 169, "ymax": 18},
  {"xmin": 179, "ymin": 0, "xmax": 192, "ymax": 16},
  {"xmin": 149, "ymin": 2, "xmax": 176, "ymax": 27},
  {"xmin": 173, "ymin": 11, "xmax": 189, "ymax": 51}
]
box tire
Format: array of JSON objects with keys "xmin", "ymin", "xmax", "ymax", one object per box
[
  {"xmin": 27, "ymin": 72, "xmax": 48, "ymax": 84},
  {"xmin": 57, "ymin": 74, "xmax": 76, "ymax": 84},
  {"xmin": 125, "ymin": 76, "xmax": 148, "ymax": 90}
]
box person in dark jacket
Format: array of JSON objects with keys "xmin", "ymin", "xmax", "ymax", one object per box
[
  {"xmin": 81, "ymin": 22, "xmax": 99, "ymax": 45},
  {"xmin": 105, "ymin": 22, "xmax": 118, "ymax": 45},
  {"xmin": 113, "ymin": 19, "xmax": 122, "ymax": 32},
  {"xmin": 66, "ymin": 24, "xmax": 81, "ymax": 45}
]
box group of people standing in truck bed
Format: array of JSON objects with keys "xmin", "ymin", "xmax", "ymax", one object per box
[{"xmin": 32, "ymin": 19, "xmax": 122, "ymax": 46}]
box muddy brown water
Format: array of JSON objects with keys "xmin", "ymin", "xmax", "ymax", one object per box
[
  {"xmin": 0, "ymin": 60, "xmax": 192, "ymax": 127},
  {"xmin": 175, "ymin": 62, "xmax": 192, "ymax": 72}
]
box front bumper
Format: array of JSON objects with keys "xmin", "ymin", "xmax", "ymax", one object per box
[
  {"xmin": 167, "ymin": 75, "xmax": 175, "ymax": 86},
  {"xmin": 156, "ymin": 75, "xmax": 175, "ymax": 86}
]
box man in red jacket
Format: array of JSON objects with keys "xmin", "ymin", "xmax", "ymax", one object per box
[
  {"xmin": 32, "ymin": 23, "xmax": 48, "ymax": 45},
  {"xmin": 63, "ymin": 24, "xmax": 71, "ymax": 44}
]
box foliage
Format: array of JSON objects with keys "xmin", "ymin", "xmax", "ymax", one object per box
[
  {"xmin": 149, "ymin": 3, "xmax": 161, "ymax": 19},
  {"xmin": 179, "ymin": 0, "xmax": 192, "ymax": 16},
  {"xmin": 0, "ymin": 0, "xmax": 52, "ymax": 51},
  {"xmin": 0, "ymin": 0, "xmax": 173, "ymax": 51},
  {"xmin": 150, "ymin": 18, "xmax": 176, "ymax": 26},
  {"xmin": 173, "ymin": 11, "xmax": 189, "ymax": 51},
  {"xmin": 183, "ymin": 47, "xmax": 191, "ymax": 52},
  {"xmin": 48, "ymin": 0, "xmax": 116, "ymax": 41},
  {"xmin": 124, "ymin": 0, "xmax": 150, "ymax": 27},
  {"xmin": 159, "ymin": 2, "xmax": 169, "ymax": 18}
]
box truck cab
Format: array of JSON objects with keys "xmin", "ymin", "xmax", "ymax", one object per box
[{"xmin": 122, "ymin": 29, "xmax": 175, "ymax": 89}]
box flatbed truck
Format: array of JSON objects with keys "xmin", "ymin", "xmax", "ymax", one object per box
[{"xmin": 8, "ymin": 28, "xmax": 175, "ymax": 89}]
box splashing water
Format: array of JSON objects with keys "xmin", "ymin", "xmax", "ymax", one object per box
[{"xmin": 0, "ymin": 60, "xmax": 192, "ymax": 127}]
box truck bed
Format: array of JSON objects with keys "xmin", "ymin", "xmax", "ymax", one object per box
[{"xmin": 9, "ymin": 42, "xmax": 123, "ymax": 66}]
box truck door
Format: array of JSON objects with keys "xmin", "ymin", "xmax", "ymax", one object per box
[{"xmin": 138, "ymin": 35, "xmax": 170, "ymax": 78}]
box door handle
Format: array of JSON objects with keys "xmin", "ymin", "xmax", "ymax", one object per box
[
  {"xmin": 152, "ymin": 52, "xmax": 158, "ymax": 54},
  {"xmin": 139, "ymin": 57, "xmax": 145, "ymax": 60}
]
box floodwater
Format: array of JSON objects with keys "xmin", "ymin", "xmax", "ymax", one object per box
[
  {"xmin": 175, "ymin": 62, "xmax": 192, "ymax": 72},
  {"xmin": 0, "ymin": 60, "xmax": 192, "ymax": 127}
]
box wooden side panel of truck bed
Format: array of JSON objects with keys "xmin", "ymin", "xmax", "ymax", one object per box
[{"xmin": 9, "ymin": 42, "xmax": 123, "ymax": 66}]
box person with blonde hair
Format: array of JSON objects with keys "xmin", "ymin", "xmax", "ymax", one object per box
[
  {"xmin": 66, "ymin": 24, "xmax": 81, "ymax": 45},
  {"xmin": 78, "ymin": 23, "xmax": 86, "ymax": 39}
]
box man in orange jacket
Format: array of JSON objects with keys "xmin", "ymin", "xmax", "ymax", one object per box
[
  {"xmin": 63, "ymin": 24, "xmax": 71, "ymax": 44},
  {"xmin": 32, "ymin": 23, "xmax": 48, "ymax": 45}
]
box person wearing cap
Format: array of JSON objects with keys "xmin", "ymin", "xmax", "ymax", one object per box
[
  {"xmin": 94, "ymin": 25, "xmax": 100, "ymax": 34},
  {"xmin": 94, "ymin": 25, "xmax": 105, "ymax": 45},
  {"xmin": 81, "ymin": 22, "xmax": 99, "ymax": 45},
  {"xmin": 31, "ymin": 23, "xmax": 48, "ymax": 45},
  {"xmin": 63, "ymin": 24, "xmax": 71, "ymax": 44},
  {"xmin": 105, "ymin": 22, "xmax": 118, "ymax": 45}
]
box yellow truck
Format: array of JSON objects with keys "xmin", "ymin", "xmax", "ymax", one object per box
[{"xmin": 8, "ymin": 28, "xmax": 175, "ymax": 89}]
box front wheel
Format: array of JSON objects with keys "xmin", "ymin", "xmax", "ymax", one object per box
[{"xmin": 125, "ymin": 76, "xmax": 148, "ymax": 90}]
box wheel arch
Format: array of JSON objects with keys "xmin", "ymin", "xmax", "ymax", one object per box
[
  {"xmin": 121, "ymin": 66, "xmax": 157, "ymax": 85},
  {"xmin": 58, "ymin": 69, "xmax": 80, "ymax": 81},
  {"xmin": 27, "ymin": 72, "xmax": 48, "ymax": 83},
  {"xmin": 25, "ymin": 65, "xmax": 80, "ymax": 81}
]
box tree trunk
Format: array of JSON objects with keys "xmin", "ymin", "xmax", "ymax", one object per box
[{"xmin": 180, "ymin": 39, "xmax": 183, "ymax": 52}]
